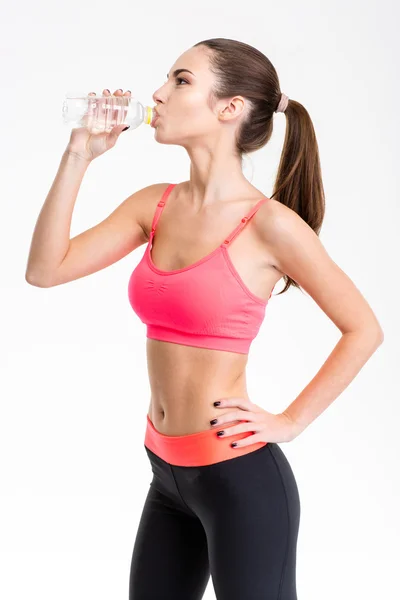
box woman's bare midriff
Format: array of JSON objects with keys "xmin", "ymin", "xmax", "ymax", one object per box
[{"xmin": 146, "ymin": 338, "xmax": 252, "ymax": 436}]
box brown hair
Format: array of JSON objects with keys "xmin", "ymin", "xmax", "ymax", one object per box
[{"xmin": 193, "ymin": 37, "xmax": 325, "ymax": 295}]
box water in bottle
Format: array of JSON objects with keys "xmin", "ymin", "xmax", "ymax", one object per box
[{"xmin": 62, "ymin": 93, "xmax": 154, "ymax": 133}]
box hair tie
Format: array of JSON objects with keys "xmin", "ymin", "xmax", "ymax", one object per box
[{"xmin": 275, "ymin": 92, "xmax": 289, "ymax": 113}]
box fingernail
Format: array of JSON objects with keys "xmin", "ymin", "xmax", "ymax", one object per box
[
  {"xmin": 217, "ymin": 431, "xmax": 224, "ymax": 437},
  {"xmin": 122, "ymin": 126, "xmax": 130, "ymax": 132},
  {"xmin": 214, "ymin": 401, "xmax": 221, "ymax": 406},
  {"xmin": 210, "ymin": 419, "xmax": 218, "ymax": 425}
]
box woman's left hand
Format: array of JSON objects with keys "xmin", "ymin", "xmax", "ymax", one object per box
[{"xmin": 210, "ymin": 397, "xmax": 301, "ymax": 446}]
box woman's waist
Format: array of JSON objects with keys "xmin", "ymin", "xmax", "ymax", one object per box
[
  {"xmin": 145, "ymin": 340, "xmax": 250, "ymax": 435},
  {"xmin": 147, "ymin": 382, "xmax": 250, "ymax": 436}
]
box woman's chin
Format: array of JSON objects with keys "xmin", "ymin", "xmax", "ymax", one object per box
[{"xmin": 152, "ymin": 127, "xmax": 180, "ymax": 146}]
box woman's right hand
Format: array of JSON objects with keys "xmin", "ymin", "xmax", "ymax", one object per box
[{"xmin": 66, "ymin": 88, "xmax": 132, "ymax": 162}]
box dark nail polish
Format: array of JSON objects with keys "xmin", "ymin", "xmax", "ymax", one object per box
[
  {"xmin": 214, "ymin": 401, "xmax": 221, "ymax": 406},
  {"xmin": 122, "ymin": 126, "xmax": 130, "ymax": 132},
  {"xmin": 210, "ymin": 419, "xmax": 218, "ymax": 425},
  {"xmin": 217, "ymin": 430, "xmax": 224, "ymax": 437},
  {"xmin": 231, "ymin": 442, "xmax": 237, "ymax": 447}
]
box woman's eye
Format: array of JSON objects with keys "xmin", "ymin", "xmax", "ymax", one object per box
[{"xmin": 162, "ymin": 77, "xmax": 188, "ymax": 86}]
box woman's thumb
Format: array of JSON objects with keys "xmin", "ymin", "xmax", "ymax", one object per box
[
  {"xmin": 110, "ymin": 124, "xmax": 130, "ymax": 140},
  {"xmin": 106, "ymin": 124, "xmax": 131, "ymax": 148},
  {"xmin": 118, "ymin": 124, "xmax": 130, "ymax": 135}
]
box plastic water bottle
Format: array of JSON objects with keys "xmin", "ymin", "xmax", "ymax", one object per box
[{"xmin": 62, "ymin": 92, "xmax": 154, "ymax": 133}]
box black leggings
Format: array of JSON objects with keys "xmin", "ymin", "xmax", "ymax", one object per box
[{"xmin": 129, "ymin": 442, "xmax": 301, "ymax": 599}]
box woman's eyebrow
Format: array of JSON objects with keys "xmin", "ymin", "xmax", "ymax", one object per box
[{"xmin": 167, "ymin": 69, "xmax": 195, "ymax": 79}]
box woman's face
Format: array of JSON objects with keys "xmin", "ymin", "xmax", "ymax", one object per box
[{"xmin": 151, "ymin": 46, "xmax": 242, "ymax": 149}]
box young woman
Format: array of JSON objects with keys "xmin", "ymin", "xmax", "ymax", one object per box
[{"xmin": 26, "ymin": 38, "xmax": 383, "ymax": 600}]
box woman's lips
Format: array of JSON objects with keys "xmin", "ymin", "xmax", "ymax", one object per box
[{"xmin": 151, "ymin": 114, "xmax": 160, "ymax": 127}]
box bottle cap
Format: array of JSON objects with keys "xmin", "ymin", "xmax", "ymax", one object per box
[{"xmin": 144, "ymin": 106, "xmax": 153, "ymax": 125}]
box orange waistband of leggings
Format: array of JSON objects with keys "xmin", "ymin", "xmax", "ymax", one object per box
[{"xmin": 144, "ymin": 414, "xmax": 267, "ymax": 467}]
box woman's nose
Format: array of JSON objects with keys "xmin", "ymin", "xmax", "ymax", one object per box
[{"xmin": 152, "ymin": 88, "xmax": 164, "ymax": 104}]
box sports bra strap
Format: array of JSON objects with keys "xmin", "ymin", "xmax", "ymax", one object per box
[
  {"xmin": 150, "ymin": 183, "xmax": 177, "ymax": 237},
  {"xmin": 222, "ymin": 197, "xmax": 270, "ymax": 246}
]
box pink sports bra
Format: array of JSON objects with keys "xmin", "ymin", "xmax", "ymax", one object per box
[{"xmin": 128, "ymin": 183, "xmax": 273, "ymax": 354}]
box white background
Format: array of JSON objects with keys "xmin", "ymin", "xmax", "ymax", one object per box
[{"xmin": 1, "ymin": 0, "xmax": 398, "ymax": 598}]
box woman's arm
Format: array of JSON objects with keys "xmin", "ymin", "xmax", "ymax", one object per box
[
  {"xmin": 25, "ymin": 150, "xmax": 91, "ymax": 285},
  {"xmin": 25, "ymin": 147, "xmax": 168, "ymax": 287},
  {"xmin": 259, "ymin": 200, "xmax": 384, "ymax": 437}
]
